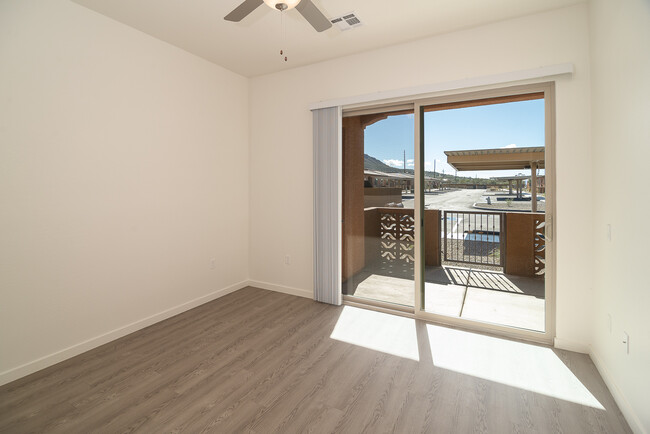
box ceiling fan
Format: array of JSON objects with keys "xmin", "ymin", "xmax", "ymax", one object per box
[{"xmin": 225, "ymin": 0, "xmax": 332, "ymax": 32}]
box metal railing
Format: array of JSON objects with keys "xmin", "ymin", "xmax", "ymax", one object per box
[{"xmin": 442, "ymin": 210, "xmax": 505, "ymax": 267}]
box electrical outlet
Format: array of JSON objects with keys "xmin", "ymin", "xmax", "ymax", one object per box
[
  {"xmin": 210, "ymin": 258, "xmax": 216, "ymax": 269},
  {"xmin": 622, "ymin": 332, "xmax": 629, "ymax": 354},
  {"xmin": 284, "ymin": 255, "xmax": 291, "ymax": 265}
]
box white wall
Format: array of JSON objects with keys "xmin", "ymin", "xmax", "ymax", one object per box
[
  {"xmin": 1, "ymin": 1, "xmax": 647, "ymax": 429},
  {"xmin": 589, "ymin": 0, "xmax": 650, "ymax": 432},
  {"xmin": 0, "ymin": 0, "xmax": 249, "ymax": 384},
  {"xmin": 249, "ymin": 4, "xmax": 593, "ymax": 347}
]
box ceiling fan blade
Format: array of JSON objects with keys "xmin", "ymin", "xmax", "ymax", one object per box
[
  {"xmin": 224, "ymin": 0, "xmax": 264, "ymax": 22},
  {"xmin": 295, "ymin": 0, "xmax": 332, "ymax": 32}
]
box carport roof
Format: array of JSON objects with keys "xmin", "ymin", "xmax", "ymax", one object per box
[{"xmin": 445, "ymin": 146, "xmax": 544, "ymax": 171}]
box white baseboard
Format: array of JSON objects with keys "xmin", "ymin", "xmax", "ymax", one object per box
[
  {"xmin": 590, "ymin": 349, "xmax": 646, "ymax": 434},
  {"xmin": 553, "ymin": 337, "xmax": 590, "ymax": 354},
  {"xmin": 0, "ymin": 280, "xmax": 248, "ymax": 387},
  {"xmin": 247, "ymin": 280, "xmax": 313, "ymax": 299}
]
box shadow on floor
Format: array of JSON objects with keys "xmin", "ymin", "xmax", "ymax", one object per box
[{"xmin": 343, "ymin": 260, "xmax": 545, "ymax": 332}]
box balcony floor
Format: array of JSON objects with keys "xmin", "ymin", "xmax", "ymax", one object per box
[{"xmin": 344, "ymin": 264, "xmax": 545, "ymax": 332}]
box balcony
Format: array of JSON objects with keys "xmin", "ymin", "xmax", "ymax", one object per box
[{"xmin": 343, "ymin": 207, "xmax": 546, "ymax": 332}]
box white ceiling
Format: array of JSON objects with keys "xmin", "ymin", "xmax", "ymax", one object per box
[{"xmin": 73, "ymin": 0, "xmax": 584, "ymax": 77}]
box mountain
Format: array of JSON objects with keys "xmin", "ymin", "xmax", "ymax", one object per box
[
  {"xmin": 363, "ymin": 154, "xmax": 405, "ymax": 172},
  {"xmin": 363, "ymin": 153, "xmax": 497, "ymax": 184}
]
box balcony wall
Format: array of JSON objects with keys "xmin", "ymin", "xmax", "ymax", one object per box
[
  {"xmin": 363, "ymin": 187, "xmax": 402, "ymax": 208},
  {"xmin": 359, "ymin": 208, "xmax": 544, "ymax": 279},
  {"xmin": 504, "ymin": 212, "xmax": 545, "ymax": 277},
  {"xmin": 363, "ymin": 208, "xmax": 441, "ymax": 269}
]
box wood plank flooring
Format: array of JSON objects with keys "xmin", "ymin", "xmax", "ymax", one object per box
[{"xmin": 0, "ymin": 287, "xmax": 631, "ymax": 433}]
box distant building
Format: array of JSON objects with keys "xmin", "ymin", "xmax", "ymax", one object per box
[{"xmin": 363, "ymin": 170, "xmax": 439, "ymax": 192}]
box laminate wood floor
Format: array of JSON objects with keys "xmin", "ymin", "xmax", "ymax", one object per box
[{"xmin": 0, "ymin": 287, "xmax": 631, "ymax": 433}]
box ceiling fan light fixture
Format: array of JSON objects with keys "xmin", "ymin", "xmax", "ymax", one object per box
[
  {"xmin": 263, "ymin": 0, "xmax": 301, "ymax": 11},
  {"xmin": 225, "ymin": 0, "xmax": 331, "ymax": 32}
]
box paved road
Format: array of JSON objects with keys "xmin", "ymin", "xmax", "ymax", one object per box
[{"xmin": 402, "ymin": 189, "xmax": 486, "ymax": 212}]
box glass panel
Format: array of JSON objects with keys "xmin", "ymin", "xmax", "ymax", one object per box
[
  {"xmin": 341, "ymin": 111, "xmax": 415, "ymax": 307},
  {"xmin": 421, "ymin": 97, "xmax": 546, "ymax": 332}
]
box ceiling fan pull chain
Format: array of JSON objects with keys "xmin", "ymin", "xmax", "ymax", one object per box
[{"xmin": 282, "ymin": 10, "xmax": 287, "ymax": 62}]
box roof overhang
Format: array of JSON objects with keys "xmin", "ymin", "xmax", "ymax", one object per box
[{"xmin": 445, "ymin": 147, "xmax": 545, "ymax": 171}]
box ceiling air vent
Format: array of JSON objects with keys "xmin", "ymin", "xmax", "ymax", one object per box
[{"xmin": 330, "ymin": 12, "xmax": 362, "ymax": 31}]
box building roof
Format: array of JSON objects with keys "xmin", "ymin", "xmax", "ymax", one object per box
[
  {"xmin": 444, "ymin": 146, "xmax": 545, "ymax": 171},
  {"xmin": 490, "ymin": 175, "xmax": 531, "ymax": 181},
  {"xmin": 364, "ymin": 170, "xmax": 437, "ymax": 181}
]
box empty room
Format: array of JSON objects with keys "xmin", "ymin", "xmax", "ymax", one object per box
[{"xmin": 1, "ymin": 0, "xmax": 648, "ymax": 432}]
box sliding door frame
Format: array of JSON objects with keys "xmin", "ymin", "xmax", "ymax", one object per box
[
  {"xmin": 413, "ymin": 82, "xmax": 556, "ymax": 344},
  {"xmin": 340, "ymin": 81, "xmax": 556, "ymax": 345},
  {"xmin": 341, "ymin": 102, "xmax": 416, "ymax": 310}
]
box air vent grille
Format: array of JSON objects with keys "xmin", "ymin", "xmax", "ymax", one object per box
[{"xmin": 330, "ymin": 12, "xmax": 362, "ymax": 31}]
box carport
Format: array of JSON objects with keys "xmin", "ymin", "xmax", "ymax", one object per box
[
  {"xmin": 444, "ymin": 146, "xmax": 545, "ymax": 212},
  {"xmin": 490, "ymin": 175, "xmax": 530, "ymax": 199}
]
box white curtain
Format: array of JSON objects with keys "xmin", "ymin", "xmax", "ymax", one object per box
[{"xmin": 313, "ymin": 106, "xmax": 342, "ymax": 305}]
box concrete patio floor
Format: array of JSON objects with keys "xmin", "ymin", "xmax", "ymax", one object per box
[{"xmin": 344, "ymin": 265, "xmax": 545, "ymax": 332}]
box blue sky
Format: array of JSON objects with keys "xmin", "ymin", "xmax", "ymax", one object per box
[{"xmin": 364, "ymin": 99, "xmax": 545, "ymax": 179}]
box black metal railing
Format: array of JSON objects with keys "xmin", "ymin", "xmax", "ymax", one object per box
[{"xmin": 442, "ymin": 210, "xmax": 505, "ymax": 267}]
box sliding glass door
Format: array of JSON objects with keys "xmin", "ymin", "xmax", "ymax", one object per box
[
  {"xmin": 341, "ymin": 83, "xmax": 555, "ymax": 343},
  {"xmin": 341, "ymin": 106, "xmax": 415, "ymax": 310},
  {"xmin": 415, "ymin": 83, "xmax": 555, "ymax": 342}
]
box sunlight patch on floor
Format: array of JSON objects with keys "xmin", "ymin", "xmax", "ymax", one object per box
[
  {"xmin": 330, "ymin": 306, "xmax": 419, "ymax": 361},
  {"xmin": 426, "ymin": 324, "xmax": 604, "ymax": 409}
]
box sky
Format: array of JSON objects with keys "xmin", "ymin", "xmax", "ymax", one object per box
[{"xmin": 364, "ymin": 99, "xmax": 545, "ymax": 179}]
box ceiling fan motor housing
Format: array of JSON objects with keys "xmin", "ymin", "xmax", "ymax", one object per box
[{"xmin": 263, "ymin": 0, "xmax": 301, "ymax": 11}]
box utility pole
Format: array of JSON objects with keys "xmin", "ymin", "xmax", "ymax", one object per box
[
  {"xmin": 434, "ymin": 160, "xmax": 436, "ymax": 177},
  {"xmin": 403, "ymin": 150, "xmax": 406, "ymax": 173}
]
